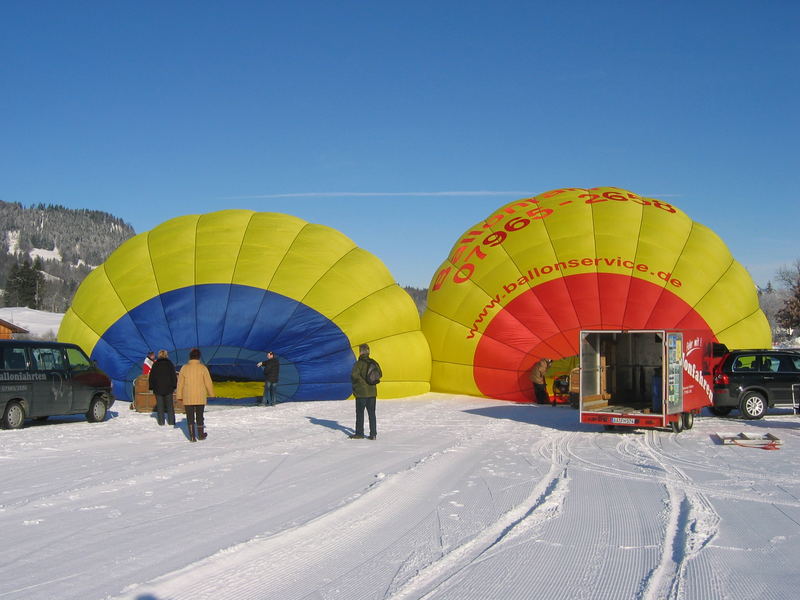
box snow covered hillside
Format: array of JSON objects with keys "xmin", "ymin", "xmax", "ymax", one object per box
[
  {"xmin": 0, "ymin": 307, "xmax": 63, "ymax": 338},
  {"xmin": 0, "ymin": 395, "xmax": 798, "ymax": 600}
]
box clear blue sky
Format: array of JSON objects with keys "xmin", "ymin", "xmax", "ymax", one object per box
[{"xmin": 2, "ymin": 0, "xmax": 798, "ymax": 288}]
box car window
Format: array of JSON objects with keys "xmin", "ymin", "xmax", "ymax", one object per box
[
  {"xmin": 759, "ymin": 356, "xmax": 780, "ymax": 372},
  {"xmin": 731, "ymin": 355, "xmax": 758, "ymax": 371},
  {"xmin": 65, "ymin": 347, "xmax": 92, "ymax": 371},
  {"xmin": 779, "ymin": 355, "xmax": 800, "ymax": 372},
  {"xmin": 1, "ymin": 347, "xmax": 29, "ymax": 370},
  {"xmin": 31, "ymin": 347, "xmax": 66, "ymax": 371}
]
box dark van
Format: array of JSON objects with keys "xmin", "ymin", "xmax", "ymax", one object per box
[{"xmin": 1, "ymin": 340, "xmax": 114, "ymax": 429}]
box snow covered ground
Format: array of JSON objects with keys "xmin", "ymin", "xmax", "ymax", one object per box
[{"xmin": 1, "ymin": 394, "xmax": 798, "ymax": 600}]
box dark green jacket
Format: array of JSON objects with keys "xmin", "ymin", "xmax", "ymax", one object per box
[{"xmin": 351, "ymin": 355, "xmax": 377, "ymax": 398}]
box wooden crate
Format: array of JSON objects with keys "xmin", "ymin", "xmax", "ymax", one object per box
[{"xmin": 133, "ymin": 375, "xmax": 184, "ymax": 414}]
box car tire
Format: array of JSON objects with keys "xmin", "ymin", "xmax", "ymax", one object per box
[
  {"xmin": 709, "ymin": 406, "xmax": 732, "ymax": 417},
  {"xmin": 740, "ymin": 392, "xmax": 767, "ymax": 420},
  {"xmin": 86, "ymin": 397, "xmax": 107, "ymax": 423},
  {"xmin": 2, "ymin": 401, "xmax": 26, "ymax": 430},
  {"xmin": 682, "ymin": 412, "xmax": 694, "ymax": 430},
  {"xmin": 670, "ymin": 416, "xmax": 684, "ymax": 433}
]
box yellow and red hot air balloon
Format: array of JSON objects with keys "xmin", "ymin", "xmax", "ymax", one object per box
[
  {"xmin": 422, "ymin": 187, "xmax": 771, "ymax": 402},
  {"xmin": 58, "ymin": 210, "xmax": 431, "ymax": 402}
]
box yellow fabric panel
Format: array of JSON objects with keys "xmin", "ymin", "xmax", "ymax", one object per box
[
  {"xmin": 376, "ymin": 381, "xmax": 431, "ymax": 399},
  {"xmin": 427, "ymin": 269, "xmax": 508, "ymax": 331},
  {"xmin": 304, "ymin": 248, "xmax": 395, "ymax": 320},
  {"xmin": 213, "ymin": 380, "xmax": 263, "ymax": 399},
  {"xmin": 670, "ymin": 222, "xmax": 734, "ymax": 307},
  {"xmin": 716, "ymin": 310, "xmax": 772, "ymax": 349},
  {"xmin": 148, "ymin": 214, "xmax": 201, "ymax": 294},
  {"xmin": 420, "ymin": 310, "xmax": 479, "ymax": 367},
  {"xmin": 269, "ymin": 224, "xmax": 357, "ymax": 301},
  {"xmin": 233, "ymin": 212, "xmax": 307, "ymax": 289},
  {"xmin": 544, "ymin": 191, "xmax": 596, "ymax": 275},
  {"xmin": 692, "ymin": 261, "xmax": 762, "ymax": 334},
  {"xmin": 591, "ymin": 191, "xmax": 644, "ymax": 278},
  {"xmin": 335, "ymin": 286, "xmax": 422, "ymax": 345},
  {"xmin": 632, "ymin": 199, "xmax": 693, "ymax": 287},
  {"xmin": 195, "ymin": 210, "xmax": 254, "ymax": 286},
  {"xmin": 68, "ymin": 266, "xmax": 129, "ymax": 336},
  {"xmin": 103, "ymin": 233, "xmax": 158, "ymax": 310},
  {"xmin": 57, "ymin": 310, "xmax": 101, "ymax": 356},
  {"xmin": 429, "ymin": 361, "xmax": 482, "ymax": 396}
]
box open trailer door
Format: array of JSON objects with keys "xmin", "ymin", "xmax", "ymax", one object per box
[{"xmin": 579, "ymin": 329, "xmax": 714, "ymax": 432}]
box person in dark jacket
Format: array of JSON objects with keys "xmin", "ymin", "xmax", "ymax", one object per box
[
  {"xmin": 256, "ymin": 351, "xmax": 280, "ymax": 406},
  {"xmin": 350, "ymin": 343, "xmax": 379, "ymax": 440},
  {"xmin": 148, "ymin": 349, "xmax": 178, "ymax": 426}
]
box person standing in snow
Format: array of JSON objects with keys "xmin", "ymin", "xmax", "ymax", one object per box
[
  {"xmin": 349, "ymin": 343, "xmax": 381, "ymax": 440},
  {"xmin": 529, "ymin": 357, "xmax": 553, "ymax": 405},
  {"xmin": 149, "ymin": 349, "xmax": 178, "ymax": 427},
  {"xmin": 177, "ymin": 348, "xmax": 215, "ymax": 442},
  {"xmin": 256, "ymin": 351, "xmax": 280, "ymax": 406}
]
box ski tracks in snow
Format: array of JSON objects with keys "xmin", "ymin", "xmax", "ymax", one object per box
[{"xmin": 635, "ymin": 430, "xmax": 721, "ymax": 600}]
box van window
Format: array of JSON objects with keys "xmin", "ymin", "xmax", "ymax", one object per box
[
  {"xmin": 1, "ymin": 347, "xmax": 29, "ymax": 370},
  {"xmin": 65, "ymin": 347, "xmax": 92, "ymax": 371},
  {"xmin": 30, "ymin": 347, "xmax": 65, "ymax": 371}
]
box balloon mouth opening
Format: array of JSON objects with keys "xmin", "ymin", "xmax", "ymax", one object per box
[{"xmin": 115, "ymin": 346, "xmax": 302, "ymax": 401}]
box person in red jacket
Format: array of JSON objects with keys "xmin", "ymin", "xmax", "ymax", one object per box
[{"xmin": 142, "ymin": 351, "xmax": 156, "ymax": 375}]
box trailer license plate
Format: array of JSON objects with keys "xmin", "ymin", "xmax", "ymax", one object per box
[{"xmin": 611, "ymin": 417, "xmax": 636, "ymax": 424}]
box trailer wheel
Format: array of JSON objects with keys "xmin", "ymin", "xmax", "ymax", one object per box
[
  {"xmin": 682, "ymin": 412, "xmax": 694, "ymax": 430},
  {"xmin": 670, "ymin": 417, "xmax": 684, "ymax": 433}
]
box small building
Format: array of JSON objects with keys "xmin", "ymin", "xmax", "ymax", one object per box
[{"xmin": 0, "ymin": 318, "xmax": 29, "ymax": 340}]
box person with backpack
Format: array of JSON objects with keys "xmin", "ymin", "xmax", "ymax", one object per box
[
  {"xmin": 256, "ymin": 351, "xmax": 280, "ymax": 406},
  {"xmin": 349, "ymin": 343, "xmax": 381, "ymax": 440}
]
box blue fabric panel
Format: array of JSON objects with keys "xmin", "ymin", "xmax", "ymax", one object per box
[
  {"xmin": 293, "ymin": 382, "xmax": 352, "ymax": 401},
  {"xmin": 161, "ymin": 286, "xmax": 199, "ymax": 350},
  {"xmin": 195, "ymin": 285, "xmax": 231, "ymax": 347},
  {"xmin": 94, "ymin": 313, "xmax": 148, "ymax": 371},
  {"xmin": 221, "ymin": 285, "xmax": 265, "ymax": 346},
  {"xmin": 242, "ymin": 292, "xmax": 302, "ymax": 350},
  {"xmin": 127, "ymin": 297, "xmax": 177, "ymax": 356},
  {"xmin": 270, "ymin": 304, "xmax": 352, "ymax": 361}
]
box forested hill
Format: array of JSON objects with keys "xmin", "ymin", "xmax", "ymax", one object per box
[{"xmin": 1, "ymin": 201, "xmax": 135, "ymax": 311}]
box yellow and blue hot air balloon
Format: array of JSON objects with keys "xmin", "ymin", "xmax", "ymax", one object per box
[
  {"xmin": 58, "ymin": 210, "xmax": 431, "ymax": 401},
  {"xmin": 422, "ymin": 187, "xmax": 771, "ymax": 402}
]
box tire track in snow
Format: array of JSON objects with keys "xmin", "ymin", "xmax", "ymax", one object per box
[
  {"xmin": 387, "ymin": 431, "xmax": 573, "ymax": 600},
  {"xmin": 636, "ymin": 430, "xmax": 721, "ymax": 600}
]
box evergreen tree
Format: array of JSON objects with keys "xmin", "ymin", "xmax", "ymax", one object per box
[
  {"xmin": 3, "ymin": 260, "xmax": 43, "ymax": 309},
  {"xmin": 4, "ymin": 262, "xmax": 22, "ymax": 306}
]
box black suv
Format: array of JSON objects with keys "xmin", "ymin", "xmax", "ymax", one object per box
[{"xmin": 712, "ymin": 349, "xmax": 800, "ymax": 419}]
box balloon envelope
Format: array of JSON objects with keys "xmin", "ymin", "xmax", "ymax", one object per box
[
  {"xmin": 58, "ymin": 210, "xmax": 431, "ymax": 401},
  {"xmin": 422, "ymin": 187, "xmax": 771, "ymax": 402}
]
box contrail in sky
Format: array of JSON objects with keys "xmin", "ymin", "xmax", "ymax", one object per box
[
  {"xmin": 221, "ymin": 191, "xmax": 532, "ymax": 200},
  {"xmin": 222, "ymin": 190, "xmax": 683, "ymax": 200}
]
